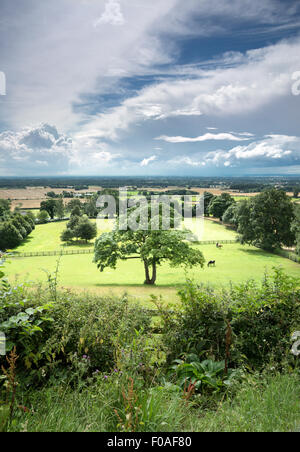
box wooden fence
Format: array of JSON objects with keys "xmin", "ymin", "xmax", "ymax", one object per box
[{"xmin": 10, "ymin": 239, "xmax": 238, "ymax": 258}]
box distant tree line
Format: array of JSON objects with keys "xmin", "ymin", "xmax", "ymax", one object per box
[{"xmin": 1, "ymin": 176, "xmax": 300, "ymax": 191}]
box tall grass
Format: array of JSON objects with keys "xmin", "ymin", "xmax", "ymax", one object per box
[
  {"xmin": 7, "ymin": 372, "xmax": 300, "ymax": 432},
  {"xmin": 191, "ymin": 373, "xmax": 300, "ymax": 432}
]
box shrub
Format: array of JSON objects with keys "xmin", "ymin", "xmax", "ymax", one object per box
[
  {"xmin": 60, "ymin": 228, "xmax": 74, "ymax": 243},
  {"xmin": 39, "ymin": 293, "xmax": 152, "ymax": 376},
  {"xmin": 0, "ymin": 222, "xmax": 23, "ymax": 249},
  {"xmin": 1, "ymin": 282, "xmax": 152, "ymax": 384},
  {"xmin": 159, "ymin": 269, "xmax": 300, "ymax": 369}
]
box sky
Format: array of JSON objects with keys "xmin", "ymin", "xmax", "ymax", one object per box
[{"xmin": 0, "ymin": 0, "xmax": 300, "ymax": 177}]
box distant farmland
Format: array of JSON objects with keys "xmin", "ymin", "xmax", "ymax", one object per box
[{"xmin": 1, "ymin": 185, "xmax": 298, "ymax": 211}]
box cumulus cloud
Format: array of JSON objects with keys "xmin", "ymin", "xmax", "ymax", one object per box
[
  {"xmin": 94, "ymin": 0, "xmax": 125, "ymax": 27},
  {"xmin": 204, "ymin": 135, "xmax": 300, "ymax": 167},
  {"xmin": 1, "ymin": 1, "xmax": 300, "ymax": 175},
  {"xmin": 77, "ymin": 37, "xmax": 300, "ymax": 145},
  {"xmin": 0, "ymin": 123, "xmax": 123, "ymax": 175},
  {"xmin": 0, "ymin": 123, "xmax": 73, "ymax": 174},
  {"xmin": 156, "ymin": 132, "xmax": 253, "ymax": 143}
]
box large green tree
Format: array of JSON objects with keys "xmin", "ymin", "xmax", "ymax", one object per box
[
  {"xmin": 209, "ymin": 193, "xmax": 235, "ymax": 220},
  {"xmin": 237, "ymin": 189, "xmax": 295, "ymax": 251},
  {"xmin": 222, "ymin": 202, "xmax": 240, "ymax": 228},
  {"xmin": 94, "ymin": 204, "xmax": 204, "ymax": 285},
  {"xmin": 40, "ymin": 199, "xmax": 57, "ymax": 219},
  {"xmin": 203, "ymin": 192, "xmax": 214, "ymax": 216}
]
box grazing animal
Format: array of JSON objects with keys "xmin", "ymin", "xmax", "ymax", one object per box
[{"xmin": 207, "ymin": 260, "xmax": 216, "ymax": 267}]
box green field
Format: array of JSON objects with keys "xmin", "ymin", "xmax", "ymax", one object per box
[
  {"xmin": 12, "ymin": 218, "xmax": 236, "ymax": 254},
  {"xmin": 5, "ymin": 218, "xmax": 300, "ymax": 306},
  {"xmin": 12, "ymin": 219, "xmax": 111, "ymax": 253}
]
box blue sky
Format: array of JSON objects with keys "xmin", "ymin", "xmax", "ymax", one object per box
[{"xmin": 0, "ymin": 0, "xmax": 300, "ymax": 176}]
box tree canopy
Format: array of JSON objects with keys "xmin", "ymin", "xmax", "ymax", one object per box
[
  {"xmin": 236, "ymin": 189, "xmax": 295, "ymax": 251},
  {"xmin": 209, "ymin": 193, "xmax": 235, "ymax": 220},
  {"xmin": 94, "ymin": 203, "xmax": 204, "ymax": 285}
]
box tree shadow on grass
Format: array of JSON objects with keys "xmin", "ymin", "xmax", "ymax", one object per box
[
  {"xmin": 11, "ymin": 235, "xmax": 34, "ymax": 254},
  {"xmin": 93, "ymin": 283, "xmax": 184, "ymax": 288},
  {"xmin": 63, "ymin": 240, "xmax": 94, "ymax": 248},
  {"xmin": 238, "ymin": 247, "xmax": 274, "ymax": 258}
]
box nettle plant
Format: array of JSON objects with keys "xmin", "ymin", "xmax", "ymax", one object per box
[{"xmin": 0, "ymin": 253, "xmax": 54, "ymax": 358}]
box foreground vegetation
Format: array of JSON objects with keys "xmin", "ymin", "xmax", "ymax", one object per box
[
  {"xmin": 4, "ymin": 372, "xmax": 300, "ymax": 432},
  {"xmin": 1, "ymin": 261, "xmax": 299, "ymax": 432}
]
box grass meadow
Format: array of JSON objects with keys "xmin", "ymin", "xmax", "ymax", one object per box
[{"xmin": 5, "ymin": 218, "xmax": 300, "ymax": 306}]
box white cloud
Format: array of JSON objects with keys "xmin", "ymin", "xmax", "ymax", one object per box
[
  {"xmin": 94, "ymin": 0, "xmax": 125, "ymax": 27},
  {"xmin": 0, "ymin": 123, "xmax": 73, "ymax": 174},
  {"xmin": 1, "ymin": 1, "xmax": 300, "ymax": 175},
  {"xmin": 204, "ymin": 134, "xmax": 300, "ymax": 167},
  {"xmin": 140, "ymin": 155, "xmax": 157, "ymax": 167},
  {"xmin": 76, "ymin": 37, "xmax": 300, "ymax": 144},
  {"xmin": 168, "ymin": 156, "xmax": 206, "ymax": 167},
  {"xmin": 0, "ymin": 123, "xmax": 123, "ymax": 175},
  {"xmin": 0, "ymin": 0, "xmax": 179, "ymax": 130},
  {"xmin": 156, "ymin": 132, "xmax": 252, "ymax": 143}
]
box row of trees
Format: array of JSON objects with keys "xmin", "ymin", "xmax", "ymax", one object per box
[
  {"xmin": 0, "ymin": 200, "xmax": 35, "ymax": 250},
  {"xmin": 39, "ymin": 195, "xmax": 100, "ymax": 221}
]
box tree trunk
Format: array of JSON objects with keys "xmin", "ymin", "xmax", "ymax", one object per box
[
  {"xmin": 144, "ymin": 260, "xmax": 151, "ymax": 285},
  {"xmin": 144, "ymin": 260, "xmax": 157, "ymax": 285},
  {"xmin": 150, "ymin": 261, "xmax": 157, "ymax": 285}
]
